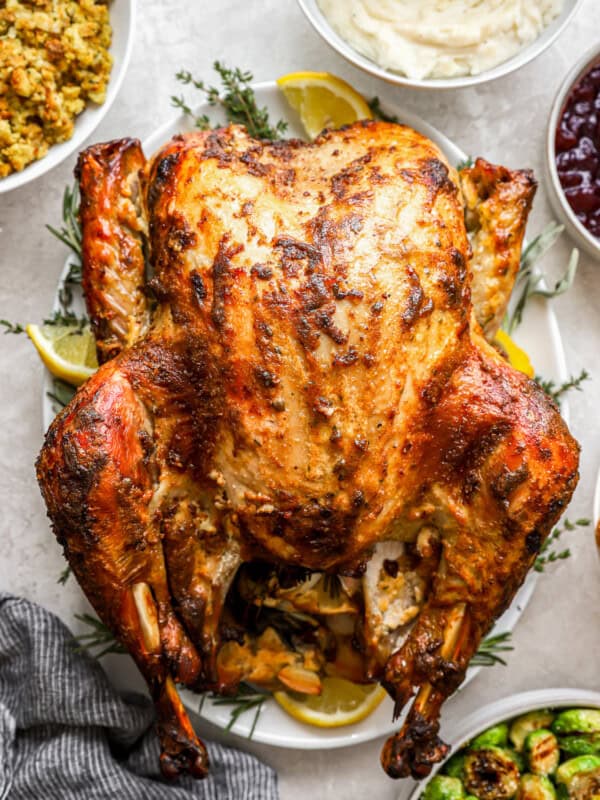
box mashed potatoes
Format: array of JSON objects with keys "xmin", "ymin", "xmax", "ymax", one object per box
[
  {"xmin": 318, "ymin": 0, "xmax": 564, "ymax": 80},
  {"xmin": 0, "ymin": 0, "xmax": 112, "ymax": 178}
]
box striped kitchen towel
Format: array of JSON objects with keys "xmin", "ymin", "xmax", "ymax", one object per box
[{"xmin": 0, "ymin": 593, "xmax": 278, "ymax": 799}]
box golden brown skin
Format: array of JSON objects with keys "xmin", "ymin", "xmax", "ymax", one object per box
[
  {"xmin": 461, "ymin": 158, "xmax": 535, "ymax": 338},
  {"xmin": 77, "ymin": 139, "xmax": 150, "ymax": 363},
  {"xmin": 36, "ymin": 122, "xmax": 579, "ymax": 780}
]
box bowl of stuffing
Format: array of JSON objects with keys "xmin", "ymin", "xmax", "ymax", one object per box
[
  {"xmin": 401, "ymin": 689, "xmax": 600, "ymax": 800},
  {"xmin": 297, "ymin": 0, "xmax": 583, "ymax": 90},
  {"xmin": 0, "ymin": 0, "xmax": 135, "ymax": 193}
]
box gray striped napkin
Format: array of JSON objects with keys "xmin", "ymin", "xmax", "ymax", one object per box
[{"xmin": 0, "ymin": 593, "xmax": 278, "ymax": 799}]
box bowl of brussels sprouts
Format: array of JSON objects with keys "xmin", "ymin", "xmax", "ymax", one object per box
[{"xmin": 406, "ymin": 690, "xmax": 600, "ymax": 800}]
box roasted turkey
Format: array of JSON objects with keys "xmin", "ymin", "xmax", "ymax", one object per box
[{"xmin": 37, "ymin": 121, "xmax": 579, "ymax": 781}]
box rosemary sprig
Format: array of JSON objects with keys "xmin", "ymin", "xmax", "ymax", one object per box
[
  {"xmin": 47, "ymin": 184, "xmax": 82, "ymax": 262},
  {"xmin": 45, "ymin": 181, "xmax": 85, "ymax": 326},
  {"xmin": 172, "ymin": 62, "xmax": 288, "ymax": 140},
  {"xmin": 57, "ymin": 260, "xmax": 83, "ymax": 312},
  {"xmin": 368, "ymin": 97, "xmax": 399, "ymax": 124},
  {"xmin": 536, "ymin": 369, "xmax": 589, "ymax": 407},
  {"xmin": 470, "ymin": 632, "xmax": 513, "ymax": 667},
  {"xmin": 0, "ymin": 319, "xmax": 25, "ymax": 334},
  {"xmin": 72, "ymin": 613, "xmax": 126, "ymax": 658},
  {"xmin": 534, "ymin": 517, "xmax": 589, "ymax": 573},
  {"xmin": 505, "ymin": 223, "xmax": 578, "ymax": 334},
  {"xmin": 206, "ymin": 683, "xmax": 268, "ymax": 739}
]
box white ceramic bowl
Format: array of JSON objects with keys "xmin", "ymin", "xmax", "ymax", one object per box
[
  {"xmin": 402, "ymin": 689, "xmax": 600, "ymax": 800},
  {"xmin": 546, "ymin": 43, "xmax": 600, "ymax": 261},
  {"xmin": 0, "ymin": 0, "xmax": 136, "ymax": 194},
  {"xmin": 297, "ymin": 0, "xmax": 583, "ymax": 91}
]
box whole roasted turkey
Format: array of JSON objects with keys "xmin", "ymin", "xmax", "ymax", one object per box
[{"xmin": 37, "ymin": 121, "xmax": 579, "ymax": 781}]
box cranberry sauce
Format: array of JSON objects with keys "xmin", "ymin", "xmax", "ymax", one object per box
[{"xmin": 555, "ymin": 59, "xmax": 600, "ymax": 239}]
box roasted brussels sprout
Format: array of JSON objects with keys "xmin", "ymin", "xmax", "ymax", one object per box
[
  {"xmin": 516, "ymin": 774, "xmax": 557, "ymax": 800},
  {"xmin": 525, "ymin": 730, "xmax": 560, "ymax": 776},
  {"xmin": 553, "ymin": 711, "xmax": 600, "ymax": 737},
  {"xmin": 446, "ymin": 753, "xmax": 467, "ymax": 781},
  {"xmin": 555, "ymin": 756, "xmax": 600, "ymax": 788},
  {"xmin": 464, "ymin": 747, "xmax": 521, "ymax": 800},
  {"xmin": 423, "ymin": 775, "xmax": 466, "ymax": 800},
  {"xmin": 511, "ymin": 712, "xmax": 556, "ymax": 752},
  {"xmin": 556, "ymin": 762, "xmax": 600, "ymax": 800},
  {"xmin": 438, "ymin": 707, "xmax": 600, "ymax": 800},
  {"xmin": 473, "ymin": 725, "xmax": 510, "ymax": 750},
  {"xmin": 566, "ymin": 768, "xmax": 600, "ymax": 800},
  {"xmin": 558, "ymin": 735, "xmax": 600, "ymax": 757}
]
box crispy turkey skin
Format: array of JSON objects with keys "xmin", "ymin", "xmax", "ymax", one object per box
[{"xmin": 37, "ymin": 121, "xmax": 579, "ymax": 780}]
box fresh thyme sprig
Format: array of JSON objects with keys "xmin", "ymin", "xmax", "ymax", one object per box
[
  {"xmin": 172, "ymin": 62, "xmax": 288, "ymax": 140},
  {"xmin": 72, "ymin": 613, "xmax": 126, "ymax": 658},
  {"xmin": 470, "ymin": 632, "xmax": 513, "ymax": 667},
  {"xmin": 534, "ymin": 517, "xmax": 590, "ymax": 573},
  {"xmin": 505, "ymin": 222, "xmax": 579, "ymax": 334},
  {"xmin": 536, "ymin": 369, "xmax": 590, "ymax": 407},
  {"xmin": 0, "ymin": 319, "xmax": 24, "ymax": 334},
  {"xmin": 43, "ymin": 309, "xmax": 88, "ymax": 329},
  {"xmin": 47, "ymin": 184, "xmax": 82, "ymax": 262}
]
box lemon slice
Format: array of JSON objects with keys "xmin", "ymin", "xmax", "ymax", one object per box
[
  {"xmin": 494, "ymin": 329, "xmax": 534, "ymax": 378},
  {"xmin": 277, "ymin": 71, "xmax": 372, "ymax": 140},
  {"xmin": 27, "ymin": 322, "xmax": 98, "ymax": 386},
  {"xmin": 274, "ymin": 677, "xmax": 386, "ymax": 728}
]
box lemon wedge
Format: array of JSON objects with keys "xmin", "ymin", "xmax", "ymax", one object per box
[
  {"xmin": 274, "ymin": 677, "xmax": 386, "ymax": 728},
  {"xmin": 27, "ymin": 322, "xmax": 98, "ymax": 387},
  {"xmin": 494, "ymin": 329, "xmax": 535, "ymax": 378},
  {"xmin": 277, "ymin": 71, "xmax": 372, "ymax": 140}
]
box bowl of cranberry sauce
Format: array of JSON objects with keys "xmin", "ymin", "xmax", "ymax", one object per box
[{"xmin": 548, "ymin": 44, "xmax": 600, "ymax": 260}]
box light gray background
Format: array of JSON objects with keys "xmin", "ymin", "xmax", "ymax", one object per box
[{"xmin": 1, "ymin": 2, "xmax": 599, "ymax": 799}]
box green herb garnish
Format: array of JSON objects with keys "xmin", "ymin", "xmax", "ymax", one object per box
[
  {"xmin": 536, "ymin": 369, "xmax": 590, "ymax": 407},
  {"xmin": 471, "ymin": 632, "xmax": 513, "ymax": 667},
  {"xmin": 172, "ymin": 62, "xmax": 288, "ymax": 140},
  {"xmin": 57, "ymin": 564, "xmax": 72, "ymax": 585},
  {"xmin": 457, "ymin": 155, "xmax": 474, "ymax": 171},
  {"xmin": 202, "ymin": 683, "xmax": 269, "ymax": 739},
  {"xmin": 368, "ymin": 96, "xmax": 399, "ymax": 124},
  {"xmin": 43, "ymin": 309, "xmax": 88, "ymax": 330},
  {"xmin": 505, "ymin": 223, "xmax": 578, "ymax": 334},
  {"xmin": 0, "ymin": 319, "xmax": 25, "ymax": 334},
  {"xmin": 72, "ymin": 613, "xmax": 127, "ymax": 658},
  {"xmin": 534, "ymin": 517, "xmax": 589, "ymax": 573},
  {"xmin": 47, "ymin": 184, "xmax": 82, "ymax": 262},
  {"xmin": 47, "ymin": 378, "xmax": 76, "ymax": 412}
]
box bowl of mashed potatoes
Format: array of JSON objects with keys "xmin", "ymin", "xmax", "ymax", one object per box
[
  {"xmin": 297, "ymin": 0, "xmax": 583, "ymax": 89},
  {"xmin": 0, "ymin": 0, "xmax": 135, "ymax": 193}
]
